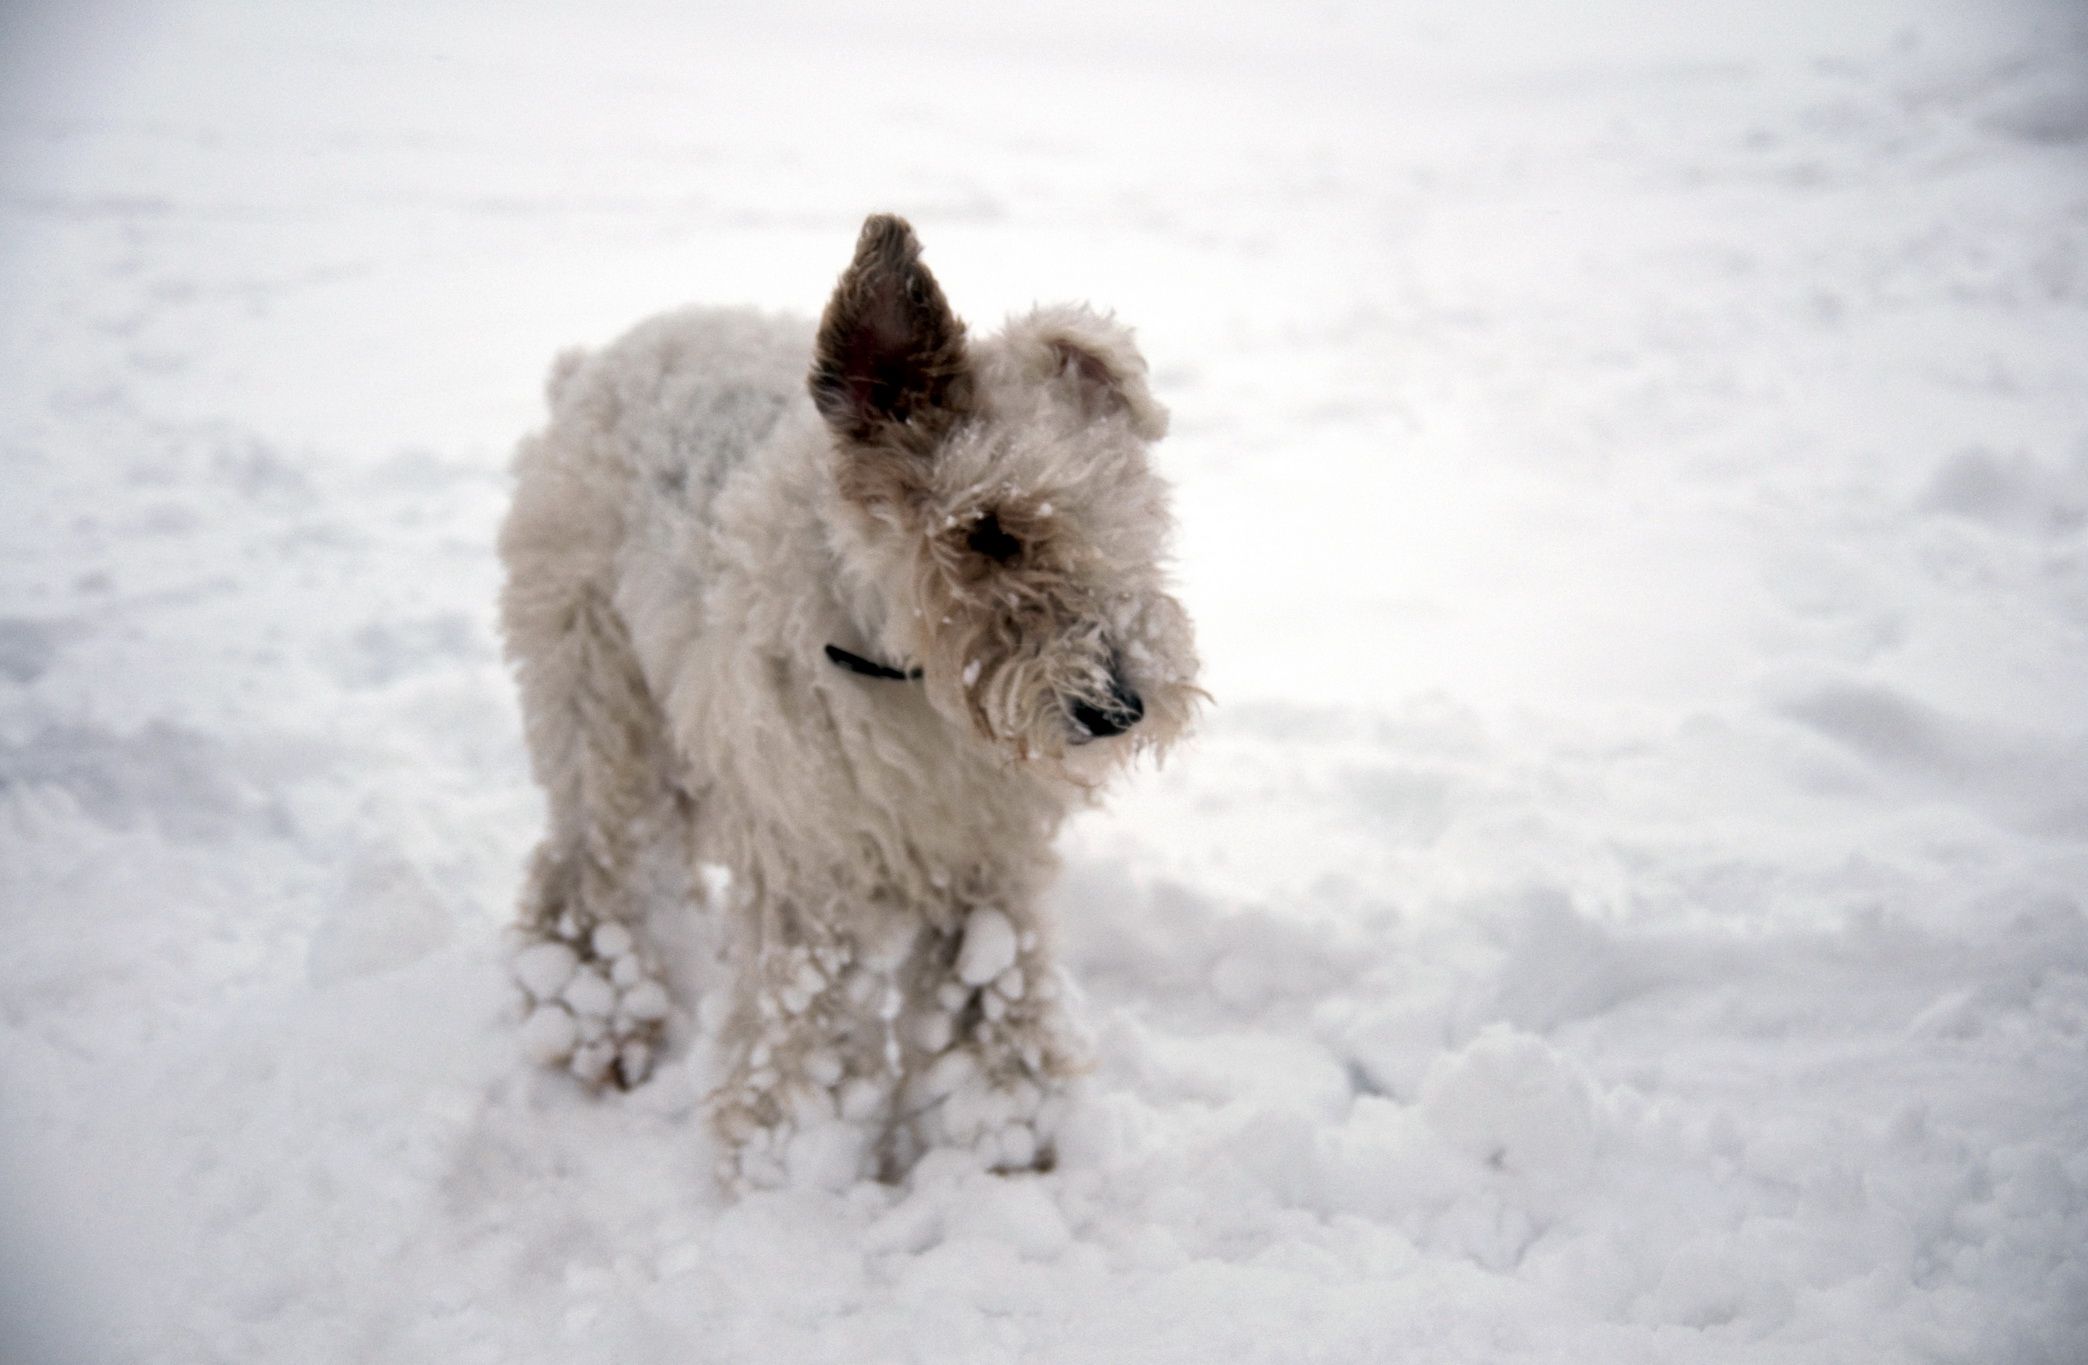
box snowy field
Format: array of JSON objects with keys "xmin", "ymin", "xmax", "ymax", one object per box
[{"xmin": 4, "ymin": 1, "xmax": 2087, "ymax": 1360}]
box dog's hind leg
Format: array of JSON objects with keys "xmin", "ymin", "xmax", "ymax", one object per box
[{"xmin": 502, "ymin": 466, "xmax": 684, "ymax": 1086}]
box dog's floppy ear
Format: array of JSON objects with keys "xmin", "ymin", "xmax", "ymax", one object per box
[
  {"xmin": 1006, "ymin": 305, "xmax": 1169, "ymax": 441},
  {"xmin": 809, "ymin": 214, "xmax": 973, "ymax": 452}
]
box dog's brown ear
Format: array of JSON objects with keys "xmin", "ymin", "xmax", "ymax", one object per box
[{"xmin": 809, "ymin": 215, "xmax": 973, "ymax": 453}]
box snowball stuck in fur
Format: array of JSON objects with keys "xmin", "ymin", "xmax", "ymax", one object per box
[
  {"xmin": 513, "ymin": 940, "xmax": 578, "ymax": 1000},
  {"xmin": 518, "ymin": 1004, "xmax": 578, "ymax": 1064},
  {"xmin": 958, "ymin": 907, "xmax": 1019, "ymax": 987}
]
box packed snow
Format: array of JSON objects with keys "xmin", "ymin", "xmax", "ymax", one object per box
[{"xmin": 4, "ymin": 1, "xmax": 2086, "ymax": 1361}]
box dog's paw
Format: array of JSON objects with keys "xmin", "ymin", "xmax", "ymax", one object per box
[
  {"xmin": 712, "ymin": 1071, "xmax": 889, "ymax": 1192},
  {"xmin": 511, "ymin": 920, "xmax": 671, "ymax": 1088}
]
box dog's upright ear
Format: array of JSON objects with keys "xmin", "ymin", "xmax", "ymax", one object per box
[
  {"xmin": 1003, "ymin": 305, "xmax": 1169, "ymax": 441},
  {"xmin": 809, "ymin": 215, "xmax": 974, "ymax": 456}
]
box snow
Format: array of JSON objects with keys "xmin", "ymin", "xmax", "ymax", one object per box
[
  {"xmin": 957, "ymin": 906, "xmax": 1020, "ymax": 987},
  {"xmin": 561, "ymin": 967, "xmax": 616, "ymax": 1019},
  {"xmin": 513, "ymin": 940, "xmax": 580, "ymax": 999},
  {"xmin": 4, "ymin": 0, "xmax": 2087, "ymax": 1362},
  {"xmin": 519, "ymin": 1002, "xmax": 581, "ymax": 1065}
]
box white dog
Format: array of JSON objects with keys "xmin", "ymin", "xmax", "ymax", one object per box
[{"xmin": 498, "ymin": 214, "xmax": 1200, "ymax": 1187}]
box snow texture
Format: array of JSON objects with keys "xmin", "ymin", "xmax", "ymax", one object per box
[{"xmin": 3, "ymin": 1, "xmax": 2087, "ymax": 1362}]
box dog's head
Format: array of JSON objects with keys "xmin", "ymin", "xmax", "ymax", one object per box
[{"xmin": 810, "ymin": 214, "xmax": 1201, "ymax": 779}]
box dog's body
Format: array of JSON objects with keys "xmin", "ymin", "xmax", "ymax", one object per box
[{"xmin": 499, "ymin": 216, "xmax": 1198, "ymax": 1187}]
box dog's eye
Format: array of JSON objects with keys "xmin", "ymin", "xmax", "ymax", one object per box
[{"xmin": 966, "ymin": 512, "xmax": 1022, "ymax": 564}]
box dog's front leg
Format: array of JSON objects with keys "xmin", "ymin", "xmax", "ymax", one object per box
[
  {"xmin": 710, "ymin": 898, "xmax": 922, "ymax": 1190},
  {"xmin": 898, "ymin": 901, "xmax": 1086, "ymax": 1175}
]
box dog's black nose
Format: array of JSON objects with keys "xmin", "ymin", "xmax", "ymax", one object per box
[{"xmin": 1071, "ymin": 679, "xmax": 1144, "ymax": 740}]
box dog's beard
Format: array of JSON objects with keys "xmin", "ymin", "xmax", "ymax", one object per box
[
  {"xmin": 1051, "ymin": 732, "xmax": 1142, "ymax": 789},
  {"xmin": 955, "ymin": 650, "xmax": 1113, "ymax": 766},
  {"xmin": 929, "ymin": 649, "xmax": 1195, "ymax": 790},
  {"xmin": 908, "ymin": 574, "xmax": 1202, "ymax": 779}
]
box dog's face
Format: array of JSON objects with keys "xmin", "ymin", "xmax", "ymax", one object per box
[{"xmin": 810, "ymin": 214, "xmax": 1201, "ymax": 777}]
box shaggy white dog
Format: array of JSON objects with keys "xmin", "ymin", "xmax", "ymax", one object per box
[{"xmin": 499, "ymin": 214, "xmax": 1200, "ymax": 1187}]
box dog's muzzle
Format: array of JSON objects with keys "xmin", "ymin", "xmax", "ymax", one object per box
[{"xmin": 1069, "ymin": 675, "xmax": 1144, "ymax": 742}]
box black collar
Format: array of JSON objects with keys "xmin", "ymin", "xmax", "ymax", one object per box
[{"xmin": 824, "ymin": 643, "xmax": 922, "ymax": 681}]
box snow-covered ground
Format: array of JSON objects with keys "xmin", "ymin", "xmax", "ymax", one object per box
[{"xmin": 5, "ymin": 1, "xmax": 2087, "ymax": 1360}]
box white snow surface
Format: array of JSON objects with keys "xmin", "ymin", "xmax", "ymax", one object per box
[{"xmin": 4, "ymin": 1, "xmax": 2088, "ymax": 1361}]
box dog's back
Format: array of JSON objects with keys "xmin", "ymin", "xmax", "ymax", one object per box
[
  {"xmin": 503, "ymin": 303, "xmax": 822, "ymax": 720},
  {"xmin": 536, "ymin": 307, "xmax": 814, "ymax": 521}
]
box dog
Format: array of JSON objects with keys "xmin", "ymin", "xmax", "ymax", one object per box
[{"xmin": 498, "ymin": 214, "xmax": 1200, "ymax": 1188}]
